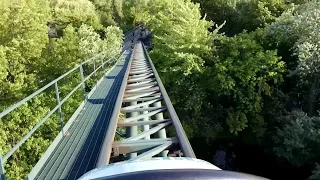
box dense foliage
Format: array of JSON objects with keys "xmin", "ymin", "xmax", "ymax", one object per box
[
  {"xmin": 1, "ymin": 0, "xmax": 320, "ymax": 179},
  {"xmin": 0, "ymin": 0, "xmax": 122, "ymax": 179},
  {"xmin": 123, "ymin": 0, "xmax": 320, "ymax": 179}
]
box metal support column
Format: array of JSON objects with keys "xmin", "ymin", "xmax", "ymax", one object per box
[
  {"xmin": 153, "ymin": 101, "xmax": 168, "ymax": 157},
  {"xmin": 54, "ymin": 82, "xmax": 64, "ymax": 134},
  {"xmin": 126, "ymin": 101, "xmax": 138, "ymax": 158},
  {"xmin": 143, "ymin": 105, "xmax": 150, "ymax": 140},
  {"xmin": 0, "ymin": 154, "xmax": 6, "ymax": 180}
]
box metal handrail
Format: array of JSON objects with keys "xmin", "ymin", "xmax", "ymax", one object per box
[
  {"xmin": 0, "ymin": 48, "xmax": 122, "ymax": 174},
  {"xmin": 0, "ymin": 49, "xmax": 119, "ymax": 119}
]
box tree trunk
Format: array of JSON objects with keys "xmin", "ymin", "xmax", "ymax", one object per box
[{"xmin": 308, "ymin": 77, "xmax": 319, "ymax": 116}]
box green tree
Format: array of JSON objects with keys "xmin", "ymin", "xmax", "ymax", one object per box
[
  {"xmin": 91, "ymin": 0, "xmax": 124, "ymax": 27},
  {"xmin": 0, "ymin": 0, "xmax": 55, "ymax": 178},
  {"xmin": 52, "ymin": 0, "xmax": 102, "ymax": 30},
  {"xmin": 193, "ymin": 0, "xmax": 288, "ymax": 35},
  {"xmin": 1, "ymin": 95, "xmax": 54, "ymax": 180},
  {"xmin": 273, "ymin": 110, "xmax": 320, "ymax": 167},
  {"xmin": 207, "ymin": 31, "xmax": 285, "ymax": 135},
  {"xmin": 127, "ymin": 0, "xmax": 222, "ymax": 136},
  {"xmin": 37, "ymin": 24, "xmax": 123, "ymax": 83},
  {"xmin": 309, "ymin": 164, "xmax": 320, "ymax": 180},
  {"xmin": 265, "ymin": 1, "xmax": 320, "ymax": 116},
  {"xmin": 0, "ymin": 0, "xmax": 51, "ymax": 106},
  {"xmin": 121, "ymin": 0, "xmax": 150, "ymax": 29},
  {"xmin": 36, "ymin": 25, "xmax": 81, "ymax": 83},
  {"xmin": 0, "ymin": 0, "xmax": 123, "ymax": 178},
  {"xmin": 134, "ymin": 0, "xmax": 217, "ymax": 78}
]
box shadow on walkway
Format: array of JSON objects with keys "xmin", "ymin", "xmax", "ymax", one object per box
[{"xmin": 64, "ymin": 52, "xmax": 130, "ymax": 180}]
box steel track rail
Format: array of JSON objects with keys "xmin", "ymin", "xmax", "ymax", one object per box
[{"xmin": 97, "ymin": 42, "xmax": 195, "ymax": 167}]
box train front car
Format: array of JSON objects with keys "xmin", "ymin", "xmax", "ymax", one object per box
[{"xmin": 78, "ymin": 157, "xmax": 268, "ymax": 180}]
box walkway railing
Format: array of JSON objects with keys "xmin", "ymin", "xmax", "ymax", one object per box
[{"xmin": 0, "ymin": 48, "xmax": 122, "ymax": 179}]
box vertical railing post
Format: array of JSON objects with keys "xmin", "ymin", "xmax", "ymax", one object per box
[
  {"xmin": 79, "ymin": 65, "xmax": 86, "ymax": 101},
  {"xmin": 54, "ymin": 82, "xmax": 64, "ymax": 134},
  {"xmin": 102, "ymin": 51, "xmax": 110, "ymax": 73},
  {"xmin": 101, "ymin": 58, "xmax": 105, "ymax": 73},
  {"xmin": 0, "ymin": 153, "xmax": 6, "ymax": 180},
  {"xmin": 93, "ymin": 60, "xmax": 96, "ymax": 76},
  {"xmin": 93, "ymin": 59, "xmax": 98, "ymax": 85}
]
